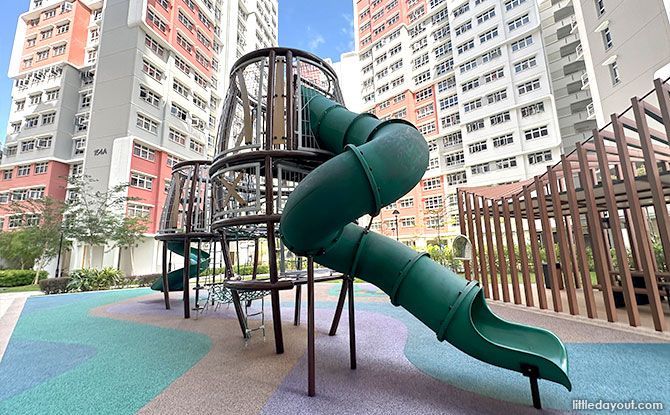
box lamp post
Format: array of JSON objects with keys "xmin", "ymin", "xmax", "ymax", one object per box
[
  {"xmin": 54, "ymin": 230, "xmax": 64, "ymax": 278},
  {"xmin": 392, "ymin": 209, "xmax": 400, "ymax": 241}
]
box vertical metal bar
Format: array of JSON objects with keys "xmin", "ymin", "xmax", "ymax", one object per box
[
  {"xmin": 492, "ymin": 199, "xmax": 510, "ymax": 302},
  {"xmin": 482, "ymin": 197, "xmax": 500, "ymax": 300},
  {"xmin": 502, "ymin": 197, "xmax": 522, "ymax": 304},
  {"xmin": 534, "ymin": 176, "xmax": 562, "ymax": 312},
  {"xmin": 252, "ymin": 238, "xmax": 259, "ymax": 280},
  {"xmin": 611, "ymin": 115, "xmax": 665, "ymax": 330},
  {"xmin": 265, "ymin": 51, "xmax": 284, "ymax": 354},
  {"xmin": 547, "ymin": 167, "xmax": 579, "ymax": 315},
  {"xmin": 286, "ymin": 50, "xmax": 295, "ymax": 150},
  {"xmin": 294, "ymin": 284, "xmax": 302, "ymax": 326},
  {"xmin": 593, "ymin": 131, "xmax": 640, "ymax": 326},
  {"xmin": 347, "ymin": 276, "xmax": 356, "ymax": 370},
  {"xmin": 457, "ymin": 190, "xmax": 472, "ymax": 280},
  {"xmin": 472, "ymin": 195, "xmax": 490, "ymax": 298},
  {"xmin": 161, "ymin": 241, "xmax": 170, "ymax": 310},
  {"xmin": 564, "ymin": 216, "xmax": 581, "ymax": 289},
  {"xmin": 464, "ymin": 192, "xmax": 480, "ymax": 282},
  {"xmin": 328, "ymin": 280, "xmax": 347, "ymax": 335},
  {"xmin": 183, "ymin": 237, "xmax": 191, "ymax": 319},
  {"xmin": 513, "ymin": 194, "xmax": 534, "ymax": 307},
  {"xmin": 524, "ymin": 185, "xmax": 548, "ymax": 309},
  {"xmin": 561, "ymin": 156, "xmax": 597, "ymax": 318},
  {"xmin": 307, "ymin": 257, "xmax": 315, "ymax": 397}
]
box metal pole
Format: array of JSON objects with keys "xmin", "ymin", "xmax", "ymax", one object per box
[
  {"xmin": 55, "ymin": 231, "xmax": 63, "ymax": 278},
  {"xmin": 307, "ymin": 257, "xmax": 315, "ymax": 396}
]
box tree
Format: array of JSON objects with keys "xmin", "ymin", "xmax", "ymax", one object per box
[
  {"xmin": 62, "ymin": 175, "xmax": 147, "ymax": 269},
  {"xmin": 1, "ymin": 197, "xmax": 67, "ymax": 283},
  {"xmin": 112, "ymin": 216, "xmax": 150, "ymax": 271}
]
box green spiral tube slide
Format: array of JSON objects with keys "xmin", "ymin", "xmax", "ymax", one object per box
[
  {"xmin": 280, "ymin": 88, "xmax": 571, "ymax": 390},
  {"xmin": 151, "ymin": 241, "xmax": 210, "ymax": 292}
]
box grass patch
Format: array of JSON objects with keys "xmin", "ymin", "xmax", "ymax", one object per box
[{"xmin": 0, "ymin": 284, "xmax": 42, "ymax": 293}]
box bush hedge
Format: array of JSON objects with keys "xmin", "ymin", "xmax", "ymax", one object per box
[
  {"xmin": 67, "ymin": 268, "xmax": 126, "ymax": 292},
  {"xmin": 39, "ymin": 277, "xmax": 71, "ymax": 294},
  {"xmin": 0, "ymin": 270, "xmax": 48, "ymax": 287},
  {"xmin": 131, "ymin": 273, "xmax": 160, "ymax": 287},
  {"xmin": 201, "ymin": 264, "xmax": 270, "ymax": 276}
]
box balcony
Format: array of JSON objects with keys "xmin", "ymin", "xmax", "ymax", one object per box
[
  {"xmin": 586, "ymin": 101, "xmax": 595, "ymax": 119},
  {"xmin": 575, "ymin": 43, "xmax": 583, "ymax": 60},
  {"xmin": 581, "ymin": 72, "xmax": 590, "ymax": 90}
]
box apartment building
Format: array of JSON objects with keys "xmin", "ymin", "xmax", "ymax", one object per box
[
  {"xmin": 0, "ymin": 0, "xmax": 277, "ymax": 276},
  {"xmin": 572, "ymin": 0, "xmax": 670, "ymax": 125},
  {"xmin": 538, "ymin": 0, "xmax": 597, "ymax": 151},
  {"xmin": 354, "ymin": 0, "xmax": 561, "ymax": 249}
]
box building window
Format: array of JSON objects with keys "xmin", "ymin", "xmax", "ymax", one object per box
[
  {"xmin": 26, "ymin": 37, "xmax": 36, "ymax": 48},
  {"xmin": 21, "ymin": 140, "xmax": 35, "ymax": 152},
  {"xmin": 439, "ymin": 94, "xmax": 458, "ymax": 110},
  {"xmin": 25, "ymin": 116, "xmax": 39, "ymax": 128},
  {"xmin": 443, "ymin": 131, "xmax": 462, "ymax": 147},
  {"xmin": 130, "ymin": 172, "xmax": 153, "ymax": 190},
  {"xmin": 524, "ymin": 125, "xmax": 549, "ymax": 140},
  {"xmin": 80, "ymin": 92, "xmax": 92, "ymax": 109},
  {"xmin": 176, "ymin": 32, "xmax": 193, "ymax": 54},
  {"xmin": 520, "ymin": 101, "xmax": 545, "ymax": 117},
  {"xmin": 514, "ymin": 56, "xmax": 537, "ymax": 73},
  {"xmin": 423, "ymin": 195, "xmax": 443, "ymax": 210},
  {"xmin": 145, "ymin": 34, "xmax": 165, "ymax": 57},
  {"xmin": 504, "ymin": 0, "xmax": 526, "ymax": 11},
  {"xmin": 486, "ymin": 88, "xmax": 507, "ymax": 104},
  {"xmin": 4, "ymin": 146, "xmax": 17, "ymax": 157},
  {"xmin": 446, "ymin": 171, "xmax": 467, "ymax": 186},
  {"xmin": 476, "ymin": 7, "xmax": 495, "ymax": 24},
  {"xmin": 30, "ymin": 93, "xmax": 42, "ymax": 105},
  {"xmin": 460, "ymin": 59, "xmax": 477, "ymax": 73},
  {"xmin": 136, "ymin": 113, "xmax": 158, "ymax": 134},
  {"xmin": 36, "ymin": 50, "xmax": 50, "ymax": 61},
  {"xmin": 595, "ymin": 0, "xmax": 605, "ymax": 16},
  {"xmin": 57, "ymin": 22, "xmax": 70, "ymax": 34},
  {"xmin": 511, "ymin": 35, "xmax": 533, "ymax": 52},
  {"xmin": 400, "ymin": 217, "xmax": 415, "ymax": 228},
  {"xmin": 456, "ymin": 39, "xmax": 475, "ymax": 55},
  {"xmin": 479, "ymin": 27, "xmax": 498, "ymax": 44},
  {"xmin": 74, "ymin": 138, "xmax": 86, "ymax": 154},
  {"xmin": 423, "ymin": 177, "xmax": 441, "ymax": 190},
  {"xmin": 128, "ymin": 203, "xmax": 152, "ymax": 218},
  {"xmin": 53, "ymin": 44, "xmax": 67, "ymax": 56},
  {"xmin": 528, "ymin": 150, "xmax": 553, "ymax": 165},
  {"xmin": 490, "ymin": 111, "xmax": 511, "ymax": 126},
  {"xmin": 169, "ymin": 128, "xmax": 187, "ymax": 145},
  {"xmin": 0, "ymin": 193, "xmax": 9, "ymax": 203},
  {"xmin": 170, "ymin": 103, "xmax": 188, "ymax": 121},
  {"xmin": 517, "ymin": 78, "xmax": 540, "ymax": 95},
  {"xmin": 15, "ymin": 100, "xmax": 25, "ymax": 111},
  {"xmin": 11, "ymin": 122, "xmax": 21, "ymax": 133},
  {"xmin": 602, "ymin": 27, "xmax": 613, "ymax": 49},
  {"xmin": 90, "ymin": 28, "xmax": 100, "ymax": 42},
  {"xmin": 172, "ymin": 79, "xmax": 189, "ymax": 97},
  {"xmin": 418, "ymin": 122, "xmax": 436, "ymax": 136},
  {"xmin": 29, "ymin": 187, "xmax": 45, "ymax": 199},
  {"xmin": 461, "ymin": 78, "xmax": 479, "ymax": 92},
  {"xmin": 415, "ymin": 87, "xmax": 433, "ymax": 102},
  {"xmin": 142, "ymin": 59, "xmax": 163, "ymax": 82},
  {"xmin": 428, "ymin": 157, "xmax": 440, "ymax": 170},
  {"xmin": 492, "ymin": 133, "xmax": 513, "ymax": 147},
  {"xmin": 468, "ymin": 140, "xmax": 487, "ymax": 154},
  {"xmin": 42, "ymin": 112, "xmax": 56, "ymax": 125},
  {"xmin": 452, "ymin": 2, "xmax": 470, "ymax": 18},
  {"xmin": 508, "ymin": 14, "xmax": 529, "ymax": 31},
  {"xmin": 445, "ymin": 151, "xmax": 464, "ymax": 166},
  {"xmin": 17, "ymin": 165, "xmax": 31, "ymax": 176},
  {"xmin": 466, "ymin": 119, "xmax": 485, "ymax": 133},
  {"xmin": 609, "ymin": 60, "xmax": 621, "ymax": 85},
  {"xmin": 139, "ymin": 85, "xmax": 161, "ymax": 106},
  {"xmin": 46, "ymin": 89, "xmax": 60, "ymax": 100},
  {"xmin": 463, "ymin": 98, "xmax": 482, "ymax": 112},
  {"xmin": 400, "ymin": 197, "xmax": 415, "ymax": 210},
  {"xmin": 167, "ymin": 154, "xmax": 183, "ymax": 167},
  {"xmin": 37, "ymin": 136, "xmax": 52, "ymax": 148},
  {"xmin": 495, "ymin": 156, "xmax": 517, "ymax": 170},
  {"xmin": 147, "ymin": 8, "xmax": 167, "ymax": 33},
  {"xmin": 133, "ymin": 143, "xmax": 156, "ymax": 161},
  {"xmin": 189, "ymin": 139, "xmax": 204, "ymax": 154}
]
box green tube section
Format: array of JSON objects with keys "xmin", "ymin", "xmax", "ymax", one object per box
[
  {"xmin": 280, "ymin": 88, "xmax": 571, "ymax": 390},
  {"xmin": 151, "ymin": 241, "xmax": 210, "ymax": 292}
]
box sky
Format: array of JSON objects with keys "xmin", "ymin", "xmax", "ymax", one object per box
[
  {"xmin": 0, "ymin": 0, "xmax": 355, "ymax": 146},
  {"xmin": 0, "ymin": 2, "xmax": 23, "ymax": 145},
  {"xmin": 278, "ymin": 0, "xmax": 355, "ymax": 62}
]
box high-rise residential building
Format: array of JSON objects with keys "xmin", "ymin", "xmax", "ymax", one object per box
[
  {"xmin": 353, "ymin": 0, "xmax": 561, "ymax": 249},
  {"xmin": 0, "ymin": 0, "xmax": 277, "ymax": 276},
  {"xmin": 538, "ymin": 0, "xmax": 597, "ymax": 151},
  {"xmin": 327, "ymin": 51, "xmax": 363, "ymax": 111},
  {"xmin": 572, "ymin": 0, "xmax": 670, "ymax": 126}
]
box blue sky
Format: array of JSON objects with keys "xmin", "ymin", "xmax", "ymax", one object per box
[
  {"xmin": 0, "ymin": 1, "xmax": 355, "ymax": 145},
  {"xmin": 0, "ymin": 2, "xmax": 23, "ymax": 145},
  {"xmin": 278, "ymin": 0, "xmax": 355, "ymax": 61}
]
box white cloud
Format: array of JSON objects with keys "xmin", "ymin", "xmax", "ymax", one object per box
[
  {"xmin": 308, "ymin": 33, "xmax": 325, "ymax": 51},
  {"xmin": 341, "ymin": 13, "xmax": 355, "ymax": 51}
]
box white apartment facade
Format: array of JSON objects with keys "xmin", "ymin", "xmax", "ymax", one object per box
[{"xmin": 0, "ymin": 0, "xmax": 277, "ymax": 276}]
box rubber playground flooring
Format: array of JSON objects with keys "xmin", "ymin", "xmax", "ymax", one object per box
[{"xmin": 0, "ymin": 284, "xmax": 668, "ymax": 415}]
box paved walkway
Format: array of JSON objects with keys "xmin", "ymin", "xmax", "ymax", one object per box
[{"xmin": 0, "ymin": 291, "xmax": 40, "ymax": 362}]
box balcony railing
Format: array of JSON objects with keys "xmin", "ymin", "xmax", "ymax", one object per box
[
  {"xmin": 586, "ymin": 101, "xmax": 595, "ymax": 119},
  {"xmin": 581, "ymin": 72, "xmax": 590, "ymax": 90},
  {"xmin": 575, "ymin": 44, "xmax": 583, "ymax": 59}
]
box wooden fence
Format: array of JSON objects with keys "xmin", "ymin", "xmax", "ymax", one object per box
[{"xmin": 458, "ymin": 78, "xmax": 670, "ymax": 332}]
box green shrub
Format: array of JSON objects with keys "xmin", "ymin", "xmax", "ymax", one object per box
[
  {"xmin": 67, "ymin": 267, "xmax": 125, "ymax": 292},
  {"xmin": 132, "ymin": 274, "xmax": 160, "ymax": 287},
  {"xmin": 0, "ymin": 270, "xmax": 48, "ymax": 287},
  {"xmin": 201, "ymin": 264, "xmax": 269, "ymax": 276},
  {"xmin": 39, "ymin": 277, "xmax": 71, "ymax": 294}
]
